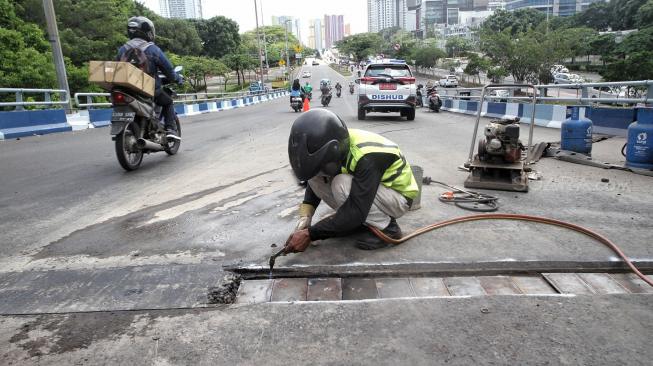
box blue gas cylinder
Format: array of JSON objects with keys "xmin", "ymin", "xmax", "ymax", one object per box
[
  {"xmin": 561, "ymin": 106, "xmax": 593, "ymax": 154},
  {"xmin": 626, "ymin": 107, "xmax": 653, "ymax": 170}
]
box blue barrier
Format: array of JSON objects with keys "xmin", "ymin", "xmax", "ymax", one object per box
[
  {"xmin": 199, "ymin": 103, "xmax": 209, "ymax": 112},
  {"xmin": 88, "ymin": 109, "xmax": 112, "ymax": 127},
  {"xmin": 587, "ymin": 107, "xmax": 636, "ymax": 136},
  {"xmin": 444, "ymin": 99, "xmax": 453, "ymax": 109},
  {"xmin": 486, "ymin": 102, "xmax": 506, "ymax": 117},
  {"xmin": 174, "ymin": 104, "xmax": 186, "ymax": 116},
  {"xmin": 467, "ymin": 101, "xmax": 479, "ymax": 113},
  {"xmin": 0, "ymin": 109, "xmax": 71, "ymax": 139}
]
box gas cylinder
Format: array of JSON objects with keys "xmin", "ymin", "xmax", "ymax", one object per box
[
  {"xmin": 561, "ymin": 106, "xmax": 593, "ymax": 154},
  {"xmin": 626, "ymin": 107, "xmax": 653, "ymax": 170}
]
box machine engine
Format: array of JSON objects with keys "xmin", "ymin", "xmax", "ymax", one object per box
[{"xmin": 478, "ymin": 117, "xmax": 524, "ymax": 163}]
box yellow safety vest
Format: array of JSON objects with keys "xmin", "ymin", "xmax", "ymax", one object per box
[{"xmin": 341, "ymin": 129, "xmax": 419, "ymax": 200}]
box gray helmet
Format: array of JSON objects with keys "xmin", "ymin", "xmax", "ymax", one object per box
[
  {"xmin": 127, "ymin": 16, "xmax": 155, "ymax": 42},
  {"xmin": 288, "ymin": 109, "xmax": 349, "ymax": 180}
]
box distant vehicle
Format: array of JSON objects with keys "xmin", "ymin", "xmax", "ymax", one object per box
[
  {"xmin": 301, "ymin": 71, "xmax": 311, "ymax": 78},
  {"xmin": 488, "ymin": 89, "xmax": 509, "ymax": 103},
  {"xmin": 551, "ymin": 64, "xmax": 569, "ymax": 74},
  {"xmin": 249, "ymin": 81, "xmax": 267, "ymax": 94},
  {"xmin": 552, "ymin": 73, "xmax": 583, "ymax": 87},
  {"xmin": 439, "ymin": 75, "xmax": 458, "ymax": 88},
  {"xmin": 312, "ymin": 60, "xmax": 319, "ymax": 66},
  {"xmin": 356, "ymin": 59, "xmax": 417, "ymax": 121}
]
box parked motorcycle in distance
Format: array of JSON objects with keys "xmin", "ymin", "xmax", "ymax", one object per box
[
  {"xmin": 290, "ymin": 96, "xmax": 303, "ymax": 112},
  {"xmin": 427, "ymin": 86, "xmax": 442, "ymax": 113},
  {"xmin": 110, "ymin": 66, "xmax": 183, "ymax": 171}
]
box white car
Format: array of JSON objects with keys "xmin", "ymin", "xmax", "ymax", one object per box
[
  {"xmin": 301, "ymin": 71, "xmax": 311, "ymax": 78},
  {"xmin": 356, "ymin": 60, "xmax": 417, "ymax": 120},
  {"xmin": 439, "ymin": 75, "xmax": 458, "ymax": 88}
]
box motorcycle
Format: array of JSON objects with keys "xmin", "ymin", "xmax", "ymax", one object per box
[
  {"xmin": 290, "ymin": 96, "xmax": 303, "ymax": 112},
  {"xmin": 415, "ymin": 84, "xmax": 424, "ymax": 108},
  {"xmin": 349, "ymin": 84, "xmax": 355, "ymax": 94},
  {"xmin": 306, "ymin": 91, "xmax": 312, "ymax": 101},
  {"xmin": 336, "ymin": 87, "xmax": 342, "ymax": 98},
  {"xmin": 321, "ymin": 89, "xmax": 332, "ymax": 107},
  {"xmin": 110, "ymin": 66, "xmax": 183, "ymax": 171},
  {"xmin": 427, "ymin": 86, "xmax": 442, "ymax": 113}
]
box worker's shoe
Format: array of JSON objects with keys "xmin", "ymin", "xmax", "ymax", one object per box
[{"xmin": 355, "ymin": 218, "xmax": 402, "ymax": 250}]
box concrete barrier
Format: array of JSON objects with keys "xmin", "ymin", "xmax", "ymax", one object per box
[
  {"xmin": 440, "ymin": 97, "xmax": 635, "ymax": 133},
  {"xmin": 1, "ymin": 91, "xmax": 288, "ymax": 139},
  {"xmin": 88, "ymin": 109, "xmax": 113, "ymax": 127},
  {"xmin": 0, "ymin": 109, "xmax": 72, "ymax": 139}
]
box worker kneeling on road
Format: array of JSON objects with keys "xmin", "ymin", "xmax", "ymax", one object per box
[{"xmin": 285, "ymin": 109, "xmax": 419, "ymax": 252}]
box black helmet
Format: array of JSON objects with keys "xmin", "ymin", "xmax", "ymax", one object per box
[
  {"xmin": 288, "ymin": 109, "xmax": 349, "ymax": 180},
  {"xmin": 127, "ymin": 16, "xmax": 155, "ymax": 42}
]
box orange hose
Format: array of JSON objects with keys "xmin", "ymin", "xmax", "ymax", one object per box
[{"xmin": 369, "ymin": 213, "xmax": 653, "ymax": 287}]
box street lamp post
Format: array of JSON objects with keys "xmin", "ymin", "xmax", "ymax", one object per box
[
  {"xmin": 42, "ymin": 0, "xmax": 71, "ymax": 112},
  {"xmin": 284, "ymin": 19, "xmax": 291, "ymax": 81},
  {"xmin": 253, "ymin": 0, "xmax": 265, "ymax": 86},
  {"xmin": 259, "ymin": 0, "xmax": 270, "ymax": 71}
]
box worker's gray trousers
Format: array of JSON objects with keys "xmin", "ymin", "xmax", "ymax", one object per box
[{"xmin": 308, "ymin": 174, "xmax": 410, "ymax": 230}]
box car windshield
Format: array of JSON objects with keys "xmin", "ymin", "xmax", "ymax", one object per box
[{"xmin": 365, "ymin": 65, "xmax": 411, "ymax": 78}]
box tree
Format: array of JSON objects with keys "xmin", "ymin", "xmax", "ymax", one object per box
[
  {"xmin": 194, "ymin": 16, "xmax": 240, "ymax": 59},
  {"xmin": 560, "ymin": 27, "xmax": 596, "ymax": 63},
  {"xmin": 574, "ymin": 1, "xmax": 612, "ymax": 30},
  {"xmin": 610, "ymin": 0, "xmax": 647, "ymax": 30},
  {"xmin": 481, "ymin": 8, "xmax": 545, "ymax": 35},
  {"xmin": 335, "ymin": 33, "xmax": 383, "ymax": 61},
  {"xmin": 222, "ymin": 49, "xmax": 257, "ymax": 86},
  {"xmin": 0, "ymin": 0, "xmax": 55, "ymax": 91},
  {"xmin": 637, "ymin": 0, "xmax": 653, "ymax": 27},
  {"xmin": 412, "ymin": 46, "xmax": 447, "ymax": 68},
  {"xmin": 464, "ymin": 54, "xmax": 491, "ymax": 84},
  {"xmin": 601, "ymin": 51, "xmax": 653, "ymax": 81},
  {"xmin": 170, "ymin": 55, "xmax": 229, "ymax": 92},
  {"xmin": 589, "ymin": 33, "xmax": 617, "ymax": 65},
  {"xmin": 156, "ymin": 18, "xmax": 202, "ymax": 56},
  {"xmin": 445, "ymin": 36, "xmax": 473, "ymax": 58}
]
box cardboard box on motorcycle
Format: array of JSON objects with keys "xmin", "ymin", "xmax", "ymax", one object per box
[{"xmin": 88, "ymin": 61, "xmax": 155, "ymax": 97}]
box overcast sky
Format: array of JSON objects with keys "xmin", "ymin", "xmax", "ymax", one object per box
[{"xmin": 141, "ymin": 0, "xmax": 368, "ymax": 44}]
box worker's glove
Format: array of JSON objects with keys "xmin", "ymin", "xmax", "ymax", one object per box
[{"xmin": 294, "ymin": 203, "xmax": 315, "ymax": 231}]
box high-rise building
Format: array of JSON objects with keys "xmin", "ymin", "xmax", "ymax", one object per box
[
  {"xmin": 368, "ymin": 0, "xmax": 421, "ymax": 32},
  {"xmin": 159, "ymin": 0, "xmax": 203, "ymax": 19},
  {"xmin": 309, "ymin": 19, "xmax": 324, "ymax": 51},
  {"xmin": 324, "ymin": 14, "xmax": 345, "ymax": 49},
  {"xmin": 345, "ymin": 23, "xmax": 351, "ymax": 36},
  {"xmin": 505, "ymin": 0, "xmax": 604, "ymax": 17},
  {"xmin": 271, "ymin": 16, "xmax": 301, "ymax": 42}
]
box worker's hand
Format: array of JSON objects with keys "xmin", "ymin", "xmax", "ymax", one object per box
[
  {"xmin": 294, "ymin": 203, "xmax": 315, "ymax": 231},
  {"xmin": 284, "ymin": 229, "xmax": 311, "ymax": 253}
]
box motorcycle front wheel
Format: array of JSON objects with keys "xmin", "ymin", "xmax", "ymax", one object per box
[
  {"xmin": 115, "ymin": 121, "xmax": 143, "ymax": 171},
  {"xmin": 164, "ymin": 114, "xmax": 182, "ymax": 155}
]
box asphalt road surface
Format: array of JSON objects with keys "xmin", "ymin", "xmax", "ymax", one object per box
[{"xmin": 1, "ymin": 59, "xmax": 652, "ymax": 364}]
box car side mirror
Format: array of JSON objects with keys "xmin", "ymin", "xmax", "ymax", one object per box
[
  {"xmin": 355, "ymin": 79, "xmax": 360, "ymax": 84},
  {"xmin": 174, "ymin": 66, "xmax": 183, "ymax": 72}
]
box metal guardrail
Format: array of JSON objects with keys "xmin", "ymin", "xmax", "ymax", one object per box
[
  {"xmin": 74, "ymin": 89, "xmax": 284, "ymax": 109},
  {"xmin": 0, "ymin": 88, "xmax": 69, "ymax": 110},
  {"xmin": 435, "ymin": 80, "xmax": 653, "ymax": 105}
]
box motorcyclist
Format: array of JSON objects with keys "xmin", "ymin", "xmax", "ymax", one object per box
[
  {"xmin": 290, "ymin": 79, "xmax": 306, "ymax": 103},
  {"xmin": 334, "ymin": 82, "xmax": 342, "ymax": 97},
  {"xmin": 349, "ymin": 81, "xmax": 355, "ymax": 94},
  {"xmin": 117, "ymin": 16, "xmax": 182, "ymax": 140},
  {"xmin": 304, "ymin": 81, "xmax": 313, "ymax": 100},
  {"xmin": 320, "ymin": 79, "xmax": 331, "ymax": 95}
]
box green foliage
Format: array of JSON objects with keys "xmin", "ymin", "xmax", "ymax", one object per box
[
  {"xmin": 335, "ymin": 33, "xmax": 383, "ymax": 61},
  {"xmin": 601, "ymin": 51, "xmax": 653, "ymax": 81},
  {"xmin": 481, "ymin": 8, "xmax": 545, "ymax": 35},
  {"xmin": 464, "ymin": 54, "xmax": 491, "ymax": 83},
  {"xmin": 193, "ymin": 16, "xmax": 240, "ymax": 59},
  {"xmin": 573, "ymin": 1, "xmax": 612, "ymax": 30},
  {"xmin": 638, "ymin": 0, "xmax": 653, "ymax": 27},
  {"xmin": 222, "ymin": 49, "xmax": 257, "ymax": 86},
  {"xmin": 240, "ymin": 25, "xmax": 301, "ymax": 66},
  {"xmin": 156, "ymin": 18, "xmax": 203, "ymax": 56},
  {"xmin": 170, "ymin": 54, "xmax": 229, "ymax": 92},
  {"xmin": 412, "ymin": 46, "xmax": 446, "ymax": 68},
  {"xmin": 0, "ymin": 0, "xmax": 55, "ymax": 89},
  {"xmin": 445, "ymin": 36, "xmax": 473, "ymax": 58}
]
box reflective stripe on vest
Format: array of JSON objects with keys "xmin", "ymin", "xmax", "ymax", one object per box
[{"xmin": 341, "ymin": 129, "xmax": 419, "ymax": 200}]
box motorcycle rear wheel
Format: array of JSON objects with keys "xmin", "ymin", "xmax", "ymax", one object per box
[
  {"xmin": 115, "ymin": 121, "xmax": 143, "ymax": 171},
  {"xmin": 164, "ymin": 115, "xmax": 182, "ymax": 155}
]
